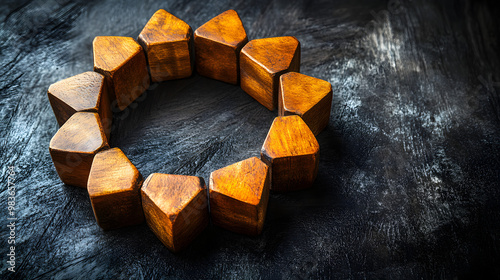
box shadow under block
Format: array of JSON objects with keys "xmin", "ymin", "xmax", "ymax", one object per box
[
  {"xmin": 279, "ymin": 72, "xmax": 333, "ymax": 136},
  {"xmin": 194, "ymin": 9, "xmax": 248, "ymax": 84},
  {"xmin": 209, "ymin": 157, "xmax": 270, "ymax": 235},
  {"xmin": 260, "ymin": 115, "xmax": 319, "ymax": 191},
  {"xmin": 141, "ymin": 173, "xmax": 209, "ymax": 252},
  {"xmin": 87, "ymin": 148, "xmax": 144, "ymax": 230},
  {"xmin": 93, "ymin": 36, "xmax": 150, "ymax": 111},
  {"xmin": 49, "ymin": 112, "xmax": 109, "ymax": 188},
  {"xmin": 47, "ymin": 71, "xmax": 112, "ymax": 140},
  {"xmin": 138, "ymin": 9, "xmax": 193, "ymax": 82},
  {"xmin": 240, "ymin": 36, "xmax": 300, "ymax": 110}
]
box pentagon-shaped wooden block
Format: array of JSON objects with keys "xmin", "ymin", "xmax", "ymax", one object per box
[
  {"xmin": 141, "ymin": 173, "xmax": 209, "ymax": 252},
  {"xmin": 87, "ymin": 148, "xmax": 144, "ymax": 230},
  {"xmin": 194, "ymin": 9, "xmax": 248, "ymax": 84},
  {"xmin": 240, "ymin": 36, "xmax": 300, "ymax": 110},
  {"xmin": 93, "ymin": 36, "xmax": 150, "ymax": 111},
  {"xmin": 47, "ymin": 71, "xmax": 112, "ymax": 140},
  {"xmin": 138, "ymin": 9, "xmax": 193, "ymax": 82},
  {"xmin": 279, "ymin": 72, "xmax": 333, "ymax": 136},
  {"xmin": 49, "ymin": 112, "xmax": 109, "ymax": 188},
  {"xmin": 261, "ymin": 115, "xmax": 319, "ymax": 191},
  {"xmin": 209, "ymin": 157, "xmax": 270, "ymax": 235}
]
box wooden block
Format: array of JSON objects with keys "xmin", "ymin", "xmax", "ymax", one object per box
[
  {"xmin": 137, "ymin": 9, "xmax": 193, "ymax": 82},
  {"xmin": 47, "ymin": 71, "xmax": 112, "ymax": 140},
  {"xmin": 194, "ymin": 9, "xmax": 248, "ymax": 84},
  {"xmin": 279, "ymin": 72, "xmax": 333, "ymax": 136},
  {"xmin": 209, "ymin": 157, "xmax": 270, "ymax": 235},
  {"xmin": 87, "ymin": 148, "xmax": 144, "ymax": 230},
  {"xmin": 93, "ymin": 36, "xmax": 150, "ymax": 111},
  {"xmin": 49, "ymin": 112, "xmax": 109, "ymax": 188},
  {"xmin": 240, "ymin": 36, "xmax": 300, "ymax": 110},
  {"xmin": 260, "ymin": 115, "xmax": 319, "ymax": 191},
  {"xmin": 141, "ymin": 173, "xmax": 209, "ymax": 252}
]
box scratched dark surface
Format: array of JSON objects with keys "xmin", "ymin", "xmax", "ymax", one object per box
[{"xmin": 1, "ymin": 0, "xmax": 499, "ymax": 279}]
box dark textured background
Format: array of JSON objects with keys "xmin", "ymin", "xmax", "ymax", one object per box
[{"xmin": 1, "ymin": 0, "xmax": 499, "ymax": 279}]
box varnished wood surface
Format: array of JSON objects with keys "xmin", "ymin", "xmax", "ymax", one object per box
[
  {"xmin": 138, "ymin": 9, "xmax": 193, "ymax": 82},
  {"xmin": 209, "ymin": 157, "xmax": 270, "ymax": 235},
  {"xmin": 2, "ymin": 0, "xmax": 500, "ymax": 279}
]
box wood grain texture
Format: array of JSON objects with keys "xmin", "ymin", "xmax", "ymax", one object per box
[
  {"xmin": 49, "ymin": 112, "xmax": 109, "ymax": 188},
  {"xmin": 209, "ymin": 157, "xmax": 269, "ymax": 235},
  {"xmin": 141, "ymin": 173, "xmax": 209, "ymax": 252},
  {"xmin": 261, "ymin": 115, "xmax": 319, "ymax": 191},
  {"xmin": 87, "ymin": 148, "xmax": 144, "ymax": 230},
  {"xmin": 138, "ymin": 9, "xmax": 193, "ymax": 82},
  {"xmin": 240, "ymin": 36, "xmax": 300, "ymax": 110},
  {"xmin": 93, "ymin": 36, "xmax": 150, "ymax": 111},
  {"xmin": 47, "ymin": 71, "xmax": 112, "ymax": 140},
  {"xmin": 194, "ymin": 9, "xmax": 248, "ymax": 85},
  {"xmin": 279, "ymin": 72, "xmax": 333, "ymax": 136}
]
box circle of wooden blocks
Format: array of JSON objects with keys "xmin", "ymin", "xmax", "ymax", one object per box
[
  {"xmin": 260, "ymin": 115, "xmax": 319, "ymax": 191},
  {"xmin": 279, "ymin": 72, "xmax": 333, "ymax": 136},
  {"xmin": 194, "ymin": 10, "xmax": 248, "ymax": 85},
  {"xmin": 141, "ymin": 173, "xmax": 209, "ymax": 252},
  {"xmin": 93, "ymin": 36, "xmax": 150, "ymax": 111},
  {"xmin": 138, "ymin": 9, "xmax": 193, "ymax": 82},
  {"xmin": 47, "ymin": 71, "xmax": 112, "ymax": 140},
  {"xmin": 87, "ymin": 148, "xmax": 144, "ymax": 230},
  {"xmin": 209, "ymin": 157, "xmax": 270, "ymax": 236},
  {"xmin": 49, "ymin": 112, "xmax": 109, "ymax": 188},
  {"xmin": 240, "ymin": 36, "xmax": 300, "ymax": 111}
]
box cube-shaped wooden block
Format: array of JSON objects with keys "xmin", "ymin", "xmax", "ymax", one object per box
[
  {"xmin": 138, "ymin": 9, "xmax": 193, "ymax": 82},
  {"xmin": 240, "ymin": 36, "xmax": 300, "ymax": 110},
  {"xmin": 93, "ymin": 36, "xmax": 150, "ymax": 111},
  {"xmin": 194, "ymin": 10, "xmax": 248, "ymax": 84},
  {"xmin": 49, "ymin": 112, "xmax": 109, "ymax": 188},
  {"xmin": 87, "ymin": 148, "xmax": 144, "ymax": 230},
  {"xmin": 279, "ymin": 72, "xmax": 333, "ymax": 136},
  {"xmin": 209, "ymin": 157, "xmax": 270, "ymax": 235},
  {"xmin": 261, "ymin": 115, "xmax": 319, "ymax": 191},
  {"xmin": 47, "ymin": 71, "xmax": 112, "ymax": 140},
  {"xmin": 141, "ymin": 173, "xmax": 209, "ymax": 252}
]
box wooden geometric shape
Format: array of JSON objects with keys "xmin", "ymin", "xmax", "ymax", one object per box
[
  {"xmin": 87, "ymin": 148, "xmax": 144, "ymax": 230},
  {"xmin": 47, "ymin": 71, "xmax": 112, "ymax": 140},
  {"xmin": 240, "ymin": 36, "xmax": 300, "ymax": 110},
  {"xmin": 93, "ymin": 36, "xmax": 150, "ymax": 111},
  {"xmin": 260, "ymin": 115, "xmax": 319, "ymax": 191},
  {"xmin": 49, "ymin": 112, "xmax": 109, "ymax": 188},
  {"xmin": 209, "ymin": 157, "xmax": 270, "ymax": 235},
  {"xmin": 137, "ymin": 9, "xmax": 193, "ymax": 82},
  {"xmin": 194, "ymin": 9, "xmax": 248, "ymax": 84},
  {"xmin": 141, "ymin": 173, "xmax": 209, "ymax": 252},
  {"xmin": 279, "ymin": 72, "xmax": 333, "ymax": 136}
]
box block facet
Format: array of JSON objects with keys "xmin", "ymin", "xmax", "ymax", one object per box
[
  {"xmin": 279, "ymin": 72, "xmax": 333, "ymax": 135},
  {"xmin": 87, "ymin": 148, "xmax": 144, "ymax": 230},
  {"xmin": 240, "ymin": 36, "xmax": 300, "ymax": 110},
  {"xmin": 141, "ymin": 173, "xmax": 209, "ymax": 252},
  {"xmin": 260, "ymin": 115, "xmax": 319, "ymax": 191},
  {"xmin": 138, "ymin": 9, "xmax": 193, "ymax": 82},
  {"xmin": 209, "ymin": 157, "xmax": 270, "ymax": 235}
]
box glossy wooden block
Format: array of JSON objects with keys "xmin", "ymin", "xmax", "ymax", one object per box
[
  {"xmin": 279, "ymin": 72, "xmax": 333, "ymax": 136},
  {"xmin": 87, "ymin": 148, "xmax": 144, "ymax": 230},
  {"xmin": 47, "ymin": 71, "xmax": 112, "ymax": 140},
  {"xmin": 240, "ymin": 36, "xmax": 300, "ymax": 110},
  {"xmin": 209, "ymin": 157, "xmax": 270, "ymax": 235},
  {"xmin": 194, "ymin": 9, "xmax": 248, "ymax": 84},
  {"xmin": 93, "ymin": 36, "xmax": 150, "ymax": 111},
  {"xmin": 138, "ymin": 9, "xmax": 193, "ymax": 82},
  {"xmin": 49, "ymin": 112, "xmax": 109, "ymax": 188},
  {"xmin": 141, "ymin": 173, "xmax": 209, "ymax": 252},
  {"xmin": 260, "ymin": 115, "xmax": 319, "ymax": 191}
]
